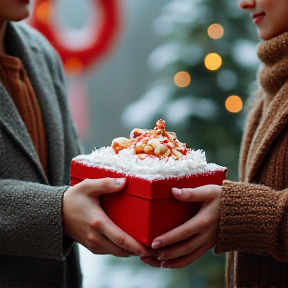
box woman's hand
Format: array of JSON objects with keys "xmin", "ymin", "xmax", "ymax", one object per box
[
  {"xmin": 63, "ymin": 178, "xmax": 152, "ymax": 258},
  {"xmin": 141, "ymin": 185, "xmax": 222, "ymax": 268}
]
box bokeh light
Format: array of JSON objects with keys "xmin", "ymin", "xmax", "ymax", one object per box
[
  {"xmin": 225, "ymin": 95, "xmax": 243, "ymax": 113},
  {"xmin": 208, "ymin": 24, "xmax": 224, "ymax": 39},
  {"xmin": 205, "ymin": 53, "xmax": 222, "ymax": 71},
  {"xmin": 64, "ymin": 58, "xmax": 83, "ymax": 75},
  {"xmin": 174, "ymin": 71, "xmax": 191, "ymax": 87},
  {"xmin": 35, "ymin": 1, "xmax": 53, "ymax": 23}
]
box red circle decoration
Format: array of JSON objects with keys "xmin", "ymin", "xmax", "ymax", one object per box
[{"xmin": 28, "ymin": 0, "xmax": 121, "ymax": 74}]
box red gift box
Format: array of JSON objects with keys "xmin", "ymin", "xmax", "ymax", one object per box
[{"xmin": 70, "ymin": 159, "xmax": 226, "ymax": 246}]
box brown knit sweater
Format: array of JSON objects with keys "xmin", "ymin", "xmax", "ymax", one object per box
[
  {"xmin": 0, "ymin": 55, "xmax": 48, "ymax": 174},
  {"xmin": 215, "ymin": 32, "xmax": 288, "ymax": 287}
]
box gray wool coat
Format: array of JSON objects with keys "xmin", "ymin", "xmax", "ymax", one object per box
[{"xmin": 0, "ymin": 22, "xmax": 83, "ymax": 287}]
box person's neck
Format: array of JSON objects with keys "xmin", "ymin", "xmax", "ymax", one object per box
[{"xmin": 0, "ymin": 21, "xmax": 7, "ymax": 56}]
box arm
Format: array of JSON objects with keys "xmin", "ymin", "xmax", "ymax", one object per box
[
  {"xmin": 215, "ymin": 180, "xmax": 288, "ymax": 261},
  {"xmin": 0, "ymin": 179, "xmax": 70, "ymax": 260},
  {"xmin": 0, "ymin": 178, "xmax": 151, "ymax": 260}
]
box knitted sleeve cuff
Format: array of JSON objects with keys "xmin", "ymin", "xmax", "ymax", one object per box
[{"xmin": 215, "ymin": 180, "xmax": 288, "ymax": 261}]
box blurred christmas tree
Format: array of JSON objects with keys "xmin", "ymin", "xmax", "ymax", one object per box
[
  {"xmin": 106, "ymin": 0, "xmax": 261, "ymax": 287},
  {"xmin": 122, "ymin": 0, "xmax": 260, "ymax": 181}
]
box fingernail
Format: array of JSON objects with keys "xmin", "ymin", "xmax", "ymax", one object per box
[
  {"xmin": 115, "ymin": 178, "xmax": 126, "ymax": 186},
  {"xmin": 172, "ymin": 188, "xmax": 181, "ymax": 196},
  {"xmin": 151, "ymin": 241, "xmax": 161, "ymax": 249}
]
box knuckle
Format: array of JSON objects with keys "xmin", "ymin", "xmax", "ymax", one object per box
[
  {"xmin": 181, "ymin": 227, "xmax": 192, "ymax": 238},
  {"xmin": 200, "ymin": 216, "xmax": 210, "ymax": 228},
  {"xmin": 90, "ymin": 217, "xmax": 103, "ymax": 231},
  {"xmin": 115, "ymin": 235, "xmax": 125, "ymax": 246},
  {"xmin": 102, "ymin": 178, "xmax": 112, "ymax": 190}
]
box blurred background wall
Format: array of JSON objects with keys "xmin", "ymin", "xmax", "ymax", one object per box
[
  {"xmin": 55, "ymin": 0, "xmax": 170, "ymax": 150},
  {"xmin": 84, "ymin": 0, "xmax": 171, "ymax": 150}
]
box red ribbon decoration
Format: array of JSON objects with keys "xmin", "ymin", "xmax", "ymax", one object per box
[{"xmin": 29, "ymin": 0, "xmax": 120, "ymax": 74}]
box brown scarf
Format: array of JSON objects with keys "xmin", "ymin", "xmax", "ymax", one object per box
[
  {"xmin": 258, "ymin": 32, "xmax": 288, "ymax": 106},
  {"xmin": 240, "ymin": 32, "xmax": 288, "ymax": 183}
]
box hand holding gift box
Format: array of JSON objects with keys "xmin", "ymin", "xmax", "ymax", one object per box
[
  {"xmin": 141, "ymin": 184, "xmax": 223, "ymax": 268},
  {"xmin": 63, "ymin": 177, "xmax": 152, "ymax": 257},
  {"xmin": 70, "ymin": 120, "xmax": 226, "ymax": 248}
]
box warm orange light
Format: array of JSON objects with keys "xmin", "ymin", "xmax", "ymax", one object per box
[
  {"xmin": 64, "ymin": 58, "xmax": 83, "ymax": 75},
  {"xmin": 174, "ymin": 71, "xmax": 191, "ymax": 88},
  {"xmin": 208, "ymin": 24, "xmax": 224, "ymax": 40},
  {"xmin": 204, "ymin": 53, "xmax": 222, "ymax": 71},
  {"xmin": 35, "ymin": 1, "xmax": 53, "ymax": 23},
  {"xmin": 225, "ymin": 95, "xmax": 243, "ymax": 113}
]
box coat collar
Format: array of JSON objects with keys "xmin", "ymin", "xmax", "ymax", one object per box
[
  {"xmin": 0, "ymin": 82, "xmax": 49, "ymax": 184},
  {"xmin": 0, "ymin": 22, "xmax": 65, "ymax": 185},
  {"xmin": 241, "ymin": 82, "xmax": 288, "ymax": 183}
]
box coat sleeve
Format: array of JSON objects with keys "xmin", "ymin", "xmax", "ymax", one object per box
[
  {"xmin": 0, "ymin": 24, "xmax": 82, "ymax": 260},
  {"xmin": 215, "ymin": 180, "xmax": 288, "ymax": 263},
  {"xmin": 0, "ymin": 179, "xmax": 73, "ymax": 260}
]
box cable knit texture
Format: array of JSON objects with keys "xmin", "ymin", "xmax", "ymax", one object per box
[{"xmin": 215, "ymin": 32, "xmax": 288, "ymax": 287}]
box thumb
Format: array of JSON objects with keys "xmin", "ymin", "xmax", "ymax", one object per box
[
  {"xmin": 171, "ymin": 185, "xmax": 220, "ymax": 202},
  {"xmin": 77, "ymin": 177, "xmax": 126, "ymax": 196}
]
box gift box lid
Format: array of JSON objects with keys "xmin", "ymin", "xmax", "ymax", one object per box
[{"xmin": 71, "ymin": 160, "xmax": 227, "ymax": 200}]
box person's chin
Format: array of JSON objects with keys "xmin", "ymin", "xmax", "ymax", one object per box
[
  {"xmin": 258, "ymin": 29, "xmax": 276, "ymax": 41},
  {"xmin": 257, "ymin": 26, "xmax": 288, "ymax": 41},
  {"xmin": 9, "ymin": 11, "xmax": 30, "ymax": 22}
]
